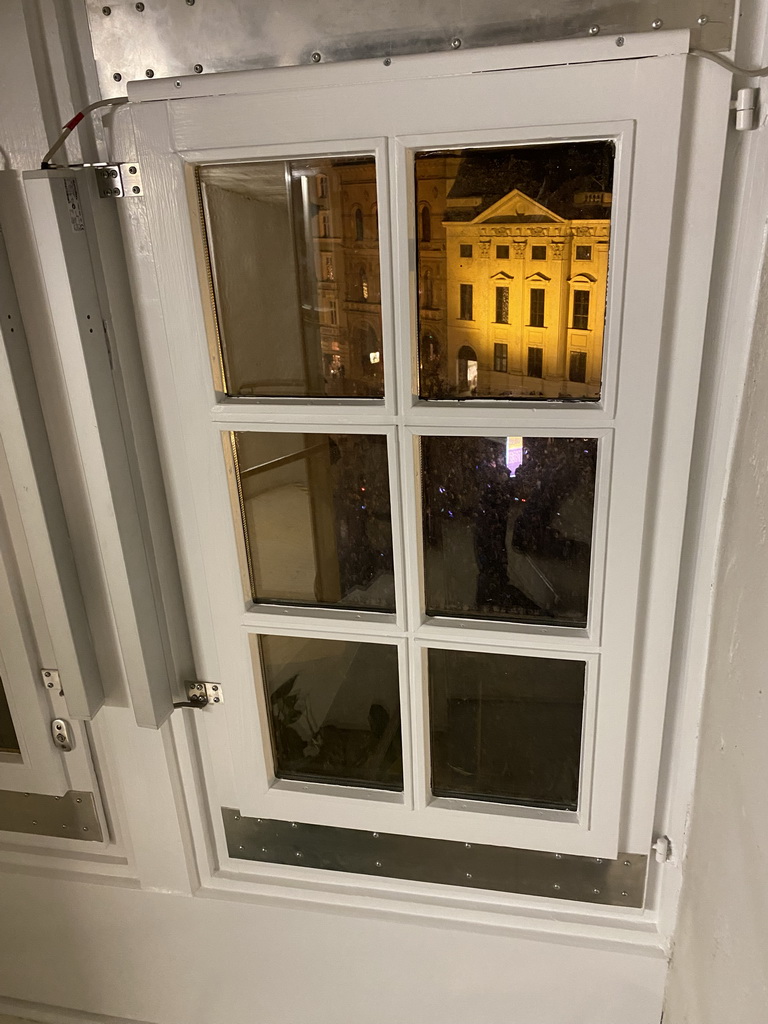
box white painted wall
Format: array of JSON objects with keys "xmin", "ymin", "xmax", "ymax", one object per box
[{"xmin": 663, "ymin": 224, "xmax": 768, "ymax": 1024}]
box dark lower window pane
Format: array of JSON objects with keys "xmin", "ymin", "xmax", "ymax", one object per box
[
  {"xmin": 415, "ymin": 142, "xmax": 613, "ymax": 401},
  {"xmin": 234, "ymin": 432, "xmax": 395, "ymax": 612},
  {"xmin": 198, "ymin": 157, "xmax": 384, "ymax": 398},
  {"xmin": 569, "ymin": 350, "xmax": 588, "ymax": 383},
  {"xmin": 421, "ymin": 435, "xmax": 597, "ymax": 626},
  {"xmin": 0, "ymin": 677, "xmax": 19, "ymax": 754},
  {"xmin": 429, "ymin": 649, "xmax": 584, "ymax": 810},
  {"xmin": 257, "ymin": 634, "xmax": 403, "ymax": 791}
]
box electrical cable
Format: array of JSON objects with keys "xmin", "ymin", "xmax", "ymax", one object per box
[
  {"xmin": 691, "ymin": 48, "xmax": 768, "ymax": 77},
  {"xmin": 41, "ymin": 96, "xmax": 129, "ymax": 169}
]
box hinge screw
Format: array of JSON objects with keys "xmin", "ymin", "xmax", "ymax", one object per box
[
  {"xmin": 588, "ymin": 24, "xmax": 600, "ymax": 35},
  {"xmin": 652, "ymin": 18, "xmax": 663, "ymax": 28},
  {"xmin": 102, "ymin": 6, "xmax": 111, "ymax": 14},
  {"xmin": 113, "ymin": 72, "xmax": 122, "ymax": 82},
  {"xmin": 132, "ymin": 186, "xmax": 140, "ymax": 194},
  {"xmin": 311, "ymin": 52, "xmax": 322, "ymax": 63},
  {"xmin": 145, "ymin": 69, "xmax": 155, "ymax": 78},
  {"xmin": 451, "ymin": 37, "xmax": 462, "ymax": 49},
  {"xmin": 697, "ymin": 14, "xmax": 709, "ymax": 24},
  {"xmin": 194, "ymin": 63, "xmax": 203, "ymax": 73}
]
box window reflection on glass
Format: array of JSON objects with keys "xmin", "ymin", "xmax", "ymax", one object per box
[
  {"xmin": 0, "ymin": 676, "xmax": 19, "ymax": 755},
  {"xmin": 234, "ymin": 432, "xmax": 395, "ymax": 612},
  {"xmin": 255, "ymin": 634, "xmax": 403, "ymax": 790},
  {"xmin": 421, "ymin": 435, "xmax": 597, "ymax": 626},
  {"xmin": 429, "ymin": 648, "xmax": 584, "ymax": 810},
  {"xmin": 198, "ymin": 157, "xmax": 384, "ymax": 398},
  {"xmin": 415, "ymin": 142, "xmax": 613, "ymax": 401}
]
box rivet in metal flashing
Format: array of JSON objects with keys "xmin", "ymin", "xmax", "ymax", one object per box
[
  {"xmin": 593, "ymin": 888, "xmax": 601, "ymax": 895},
  {"xmin": 588, "ymin": 24, "xmax": 600, "ymax": 35},
  {"xmin": 194, "ymin": 64, "xmax": 203, "ymax": 74},
  {"xmin": 174, "ymin": 80, "xmax": 182, "ymax": 87},
  {"xmin": 372, "ymin": 832, "xmax": 379, "ymax": 838},
  {"xmin": 553, "ymin": 883, "xmax": 561, "ymax": 891},
  {"xmin": 62, "ymin": 824, "xmax": 68, "ymax": 829},
  {"xmin": 451, "ymin": 37, "xmax": 462, "ymax": 49},
  {"xmin": 311, "ymin": 52, "xmax": 322, "ymax": 63},
  {"xmin": 83, "ymin": 827, "xmax": 89, "ymax": 832},
  {"xmin": 239, "ymin": 845, "xmax": 244, "ymax": 850},
  {"xmin": 135, "ymin": 2, "xmax": 144, "ymax": 10},
  {"xmin": 697, "ymin": 14, "xmax": 709, "ymax": 24},
  {"xmin": 616, "ymin": 36, "xmax": 625, "ymax": 46},
  {"xmin": 375, "ymin": 861, "xmax": 382, "ymax": 868},
  {"xmin": 291, "ymin": 822, "xmax": 298, "ymax": 828},
  {"xmin": 595, "ymin": 858, "xmax": 603, "ymax": 864},
  {"xmin": 102, "ymin": 6, "xmax": 111, "ymax": 14},
  {"xmin": 234, "ymin": 814, "xmax": 240, "ymax": 820},
  {"xmin": 261, "ymin": 847, "xmax": 267, "ymax": 852},
  {"xmin": 465, "ymin": 872, "xmax": 472, "ymax": 879},
  {"xmin": 465, "ymin": 842, "xmax": 471, "ymax": 849},
  {"xmin": 113, "ymin": 72, "xmax": 122, "ymax": 82},
  {"xmin": 383, "ymin": 58, "xmax": 391, "ymax": 66},
  {"xmin": 54, "ymin": 796, "xmax": 59, "ymax": 801},
  {"xmin": 652, "ymin": 18, "xmax": 663, "ymax": 28},
  {"xmin": 256, "ymin": 818, "xmax": 262, "ymax": 823},
  {"xmin": 296, "ymin": 851, "xmax": 302, "ymax": 859},
  {"xmin": 76, "ymin": 798, "xmax": 82, "ymax": 804},
  {"xmin": 145, "ymin": 69, "xmax": 154, "ymax": 78},
  {"xmin": 624, "ymin": 860, "xmax": 631, "ymax": 867},
  {"xmin": 32, "ymin": 820, "xmax": 37, "ymax": 825},
  {"xmin": 621, "ymin": 891, "xmax": 629, "ymax": 897},
  {"xmin": 555, "ymin": 852, "xmax": 562, "ymax": 859}
]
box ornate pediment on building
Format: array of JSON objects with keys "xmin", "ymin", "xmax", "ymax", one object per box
[
  {"xmin": 490, "ymin": 271, "xmax": 514, "ymax": 281},
  {"xmin": 568, "ymin": 272, "xmax": 598, "ymax": 283},
  {"xmin": 473, "ymin": 189, "xmax": 564, "ymax": 225},
  {"xmin": 525, "ymin": 271, "xmax": 551, "ymax": 282}
]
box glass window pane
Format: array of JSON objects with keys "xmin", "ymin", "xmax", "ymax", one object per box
[
  {"xmin": 255, "ymin": 634, "xmax": 403, "ymax": 791},
  {"xmin": 234, "ymin": 432, "xmax": 395, "ymax": 612},
  {"xmin": 415, "ymin": 142, "xmax": 613, "ymax": 401},
  {"xmin": 198, "ymin": 157, "xmax": 384, "ymax": 398},
  {"xmin": 429, "ymin": 649, "xmax": 584, "ymax": 810},
  {"xmin": 421, "ymin": 435, "xmax": 597, "ymax": 626},
  {"xmin": 0, "ymin": 676, "xmax": 19, "ymax": 754}
]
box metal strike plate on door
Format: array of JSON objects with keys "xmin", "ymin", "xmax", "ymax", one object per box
[{"xmin": 51, "ymin": 718, "xmax": 74, "ymax": 751}]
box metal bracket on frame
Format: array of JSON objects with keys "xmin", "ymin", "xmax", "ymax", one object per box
[
  {"xmin": 96, "ymin": 163, "xmax": 143, "ymax": 198},
  {"xmin": 175, "ymin": 680, "xmax": 224, "ymax": 709}
]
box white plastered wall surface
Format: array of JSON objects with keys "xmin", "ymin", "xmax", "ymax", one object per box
[{"xmin": 0, "ymin": 3, "xmax": 765, "ymax": 1024}]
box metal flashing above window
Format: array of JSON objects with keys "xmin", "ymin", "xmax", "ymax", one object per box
[
  {"xmin": 222, "ymin": 809, "xmax": 647, "ymax": 906},
  {"xmin": 0, "ymin": 789, "xmax": 103, "ymax": 842}
]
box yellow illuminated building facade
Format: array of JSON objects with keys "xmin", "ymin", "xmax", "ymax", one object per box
[{"xmin": 441, "ymin": 191, "xmax": 609, "ymax": 398}]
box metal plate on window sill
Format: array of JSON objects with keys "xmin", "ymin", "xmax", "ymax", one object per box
[
  {"xmin": 223, "ymin": 808, "xmax": 646, "ymax": 907},
  {"xmin": 0, "ymin": 790, "xmax": 103, "ymax": 842}
]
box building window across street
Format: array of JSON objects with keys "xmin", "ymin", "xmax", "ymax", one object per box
[
  {"xmin": 529, "ymin": 287, "xmax": 545, "ymax": 328},
  {"xmin": 495, "ymin": 286, "xmax": 509, "ymax": 324},
  {"xmin": 459, "ymin": 283, "xmax": 473, "ymax": 320},
  {"xmin": 527, "ymin": 345, "xmax": 544, "ymax": 378},
  {"xmin": 572, "ymin": 289, "xmax": 590, "ymax": 329},
  {"xmin": 493, "ymin": 342, "xmax": 508, "ymax": 373},
  {"xmin": 569, "ymin": 349, "xmax": 588, "ymax": 383}
]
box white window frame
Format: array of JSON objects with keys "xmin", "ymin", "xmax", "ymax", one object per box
[{"xmin": 117, "ymin": 39, "xmax": 730, "ymax": 870}]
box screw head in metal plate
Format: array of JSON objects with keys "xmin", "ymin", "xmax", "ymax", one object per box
[
  {"xmin": 128, "ymin": 165, "xmax": 137, "ymax": 173},
  {"xmin": 132, "ymin": 186, "xmax": 141, "ymax": 194},
  {"xmin": 194, "ymin": 63, "xmax": 203, "ymax": 73},
  {"xmin": 383, "ymin": 58, "xmax": 391, "ymax": 66},
  {"xmin": 451, "ymin": 37, "xmax": 462, "ymax": 49},
  {"xmin": 102, "ymin": 5, "xmax": 111, "ymax": 14},
  {"xmin": 135, "ymin": 2, "xmax": 144, "ymax": 10},
  {"xmin": 697, "ymin": 14, "xmax": 709, "ymax": 24},
  {"xmin": 588, "ymin": 24, "xmax": 600, "ymax": 35},
  {"xmin": 311, "ymin": 51, "xmax": 322, "ymax": 63},
  {"xmin": 616, "ymin": 36, "xmax": 625, "ymax": 46},
  {"xmin": 652, "ymin": 18, "xmax": 663, "ymax": 28},
  {"xmin": 553, "ymin": 883, "xmax": 561, "ymax": 891},
  {"xmin": 375, "ymin": 861, "xmax": 382, "ymax": 868},
  {"xmin": 113, "ymin": 72, "xmax": 122, "ymax": 82},
  {"xmin": 145, "ymin": 69, "xmax": 154, "ymax": 78},
  {"xmin": 186, "ymin": 0, "xmax": 195, "ymax": 5}
]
